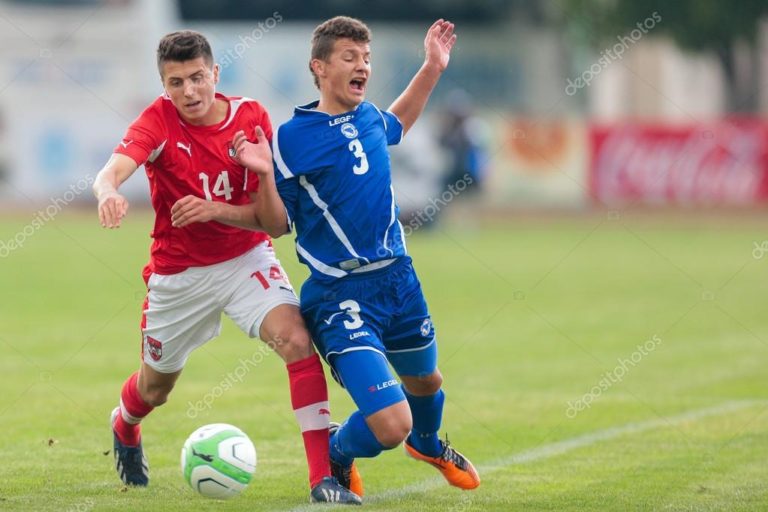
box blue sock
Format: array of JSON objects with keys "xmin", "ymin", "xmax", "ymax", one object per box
[
  {"xmin": 330, "ymin": 410, "xmax": 386, "ymax": 466},
  {"xmin": 404, "ymin": 388, "xmax": 444, "ymax": 457}
]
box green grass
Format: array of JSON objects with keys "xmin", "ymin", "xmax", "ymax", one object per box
[{"xmin": 0, "ymin": 209, "xmax": 767, "ymax": 511}]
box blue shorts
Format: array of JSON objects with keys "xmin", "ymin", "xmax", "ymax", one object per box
[{"xmin": 301, "ymin": 257, "xmax": 438, "ymax": 413}]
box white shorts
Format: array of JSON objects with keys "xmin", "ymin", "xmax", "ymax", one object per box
[{"xmin": 140, "ymin": 242, "xmax": 300, "ymax": 373}]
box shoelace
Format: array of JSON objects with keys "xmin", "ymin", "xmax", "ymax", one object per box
[
  {"xmin": 438, "ymin": 436, "xmax": 467, "ymax": 470},
  {"xmin": 120, "ymin": 447, "xmax": 146, "ymax": 472},
  {"xmin": 340, "ymin": 466, "xmax": 353, "ymax": 487},
  {"xmin": 331, "ymin": 460, "xmax": 353, "ymax": 488}
]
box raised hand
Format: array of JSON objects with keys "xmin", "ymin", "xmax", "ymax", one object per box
[
  {"xmin": 232, "ymin": 126, "xmax": 273, "ymax": 177},
  {"xmin": 424, "ymin": 19, "xmax": 457, "ymax": 72}
]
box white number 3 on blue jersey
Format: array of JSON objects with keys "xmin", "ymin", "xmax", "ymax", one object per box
[
  {"xmin": 348, "ymin": 139, "xmax": 369, "ymax": 175},
  {"xmin": 339, "ymin": 299, "xmax": 364, "ymax": 330}
]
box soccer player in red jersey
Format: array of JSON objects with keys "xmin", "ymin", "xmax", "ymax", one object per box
[{"xmin": 92, "ymin": 31, "xmax": 360, "ymax": 505}]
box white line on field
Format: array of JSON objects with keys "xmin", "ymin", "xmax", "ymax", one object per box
[{"xmin": 291, "ymin": 400, "xmax": 766, "ymax": 510}]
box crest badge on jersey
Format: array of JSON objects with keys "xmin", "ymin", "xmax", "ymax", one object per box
[
  {"xmin": 146, "ymin": 336, "xmax": 163, "ymax": 361},
  {"xmin": 341, "ymin": 123, "xmax": 358, "ymax": 139},
  {"xmin": 420, "ymin": 318, "xmax": 433, "ymax": 337}
]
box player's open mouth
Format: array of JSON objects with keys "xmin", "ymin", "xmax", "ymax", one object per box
[
  {"xmin": 185, "ymin": 100, "xmax": 202, "ymax": 109},
  {"xmin": 349, "ymin": 78, "xmax": 366, "ymax": 94}
]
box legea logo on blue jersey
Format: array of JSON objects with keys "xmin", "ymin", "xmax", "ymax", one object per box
[
  {"xmin": 341, "ymin": 123, "xmax": 358, "ymax": 139},
  {"xmin": 368, "ymin": 379, "xmax": 398, "ymax": 393}
]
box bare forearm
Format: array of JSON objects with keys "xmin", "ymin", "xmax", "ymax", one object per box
[
  {"xmin": 389, "ymin": 62, "xmax": 443, "ymax": 135},
  {"xmin": 211, "ymin": 201, "xmax": 264, "ymax": 231},
  {"xmin": 93, "ymin": 171, "xmax": 118, "ymax": 199},
  {"xmin": 252, "ymin": 173, "xmax": 289, "ymax": 238},
  {"xmin": 93, "ymin": 154, "xmax": 135, "ymax": 199}
]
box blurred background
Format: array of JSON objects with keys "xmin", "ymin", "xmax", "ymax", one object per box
[{"xmin": 2, "ymin": 0, "xmax": 767, "ymax": 216}]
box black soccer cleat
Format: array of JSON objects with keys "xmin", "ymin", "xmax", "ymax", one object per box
[
  {"xmin": 310, "ymin": 476, "xmax": 362, "ymax": 505},
  {"xmin": 329, "ymin": 422, "xmax": 364, "ymax": 496},
  {"xmin": 111, "ymin": 407, "xmax": 149, "ymax": 486}
]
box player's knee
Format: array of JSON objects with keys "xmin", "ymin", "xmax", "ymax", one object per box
[
  {"xmin": 376, "ymin": 421, "xmax": 412, "ymax": 448},
  {"xmin": 404, "ymin": 370, "xmax": 443, "ymax": 396},
  {"xmin": 373, "ymin": 412, "xmax": 412, "ymax": 448},
  {"xmin": 269, "ymin": 327, "xmax": 313, "ymax": 363}
]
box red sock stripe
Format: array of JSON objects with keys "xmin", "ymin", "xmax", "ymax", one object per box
[
  {"xmin": 286, "ymin": 354, "xmax": 331, "ymax": 487},
  {"xmin": 113, "ymin": 372, "xmax": 153, "ymax": 447}
]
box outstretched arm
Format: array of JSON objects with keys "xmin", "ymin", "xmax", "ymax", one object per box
[
  {"xmin": 389, "ymin": 19, "xmax": 457, "ymax": 136},
  {"xmin": 93, "ymin": 153, "xmax": 139, "ymax": 228}
]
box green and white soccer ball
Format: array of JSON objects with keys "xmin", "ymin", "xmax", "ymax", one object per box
[{"xmin": 181, "ymin": 423, "xmax": 257, "ymax": 499}]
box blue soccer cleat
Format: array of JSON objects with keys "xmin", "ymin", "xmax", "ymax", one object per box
[{"xmin": 110, "ymin": 407, "xmax": 149, "ymax": 486}]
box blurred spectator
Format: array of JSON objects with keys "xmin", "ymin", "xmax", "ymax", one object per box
[
  {"xmin": 0, "ymin": 110, "xmax": 8, "ymax": 189},
  {"xmin": 439, "ymin": 89, "xmax": 489, "ymax": 191}
]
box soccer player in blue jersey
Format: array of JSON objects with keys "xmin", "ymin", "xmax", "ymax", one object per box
[{"xmin": 234, "ymin": 16, "xmax": 480, "ymax": 498}]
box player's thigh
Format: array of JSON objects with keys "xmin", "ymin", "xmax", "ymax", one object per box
[
  {"xmin": 384, "ymin": 270, "xmax": 438, "ymax": 379},
  {"xmin": 223, "ymin": 243, "xmax": 301, "ymax": 342},
  {"xmin": 334, "ymin": 349, "xmax": 407, "ymax": 416},
  {"xmin": 257, "ymin": 304, "xmax": 314, "ymax": 363},
  {"xmin": 142, "ymin": 270, "xmax": 224, "ymax": 374}
]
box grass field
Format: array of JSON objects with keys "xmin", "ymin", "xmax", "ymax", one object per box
[{"xmin": 0, "ymin": 209, "xmax": 767, "ymax": 511}]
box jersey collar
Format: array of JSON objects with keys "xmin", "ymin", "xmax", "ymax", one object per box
[{"xmin": 295, "ymin": 100, "xmax": 363, "ymax": 118}]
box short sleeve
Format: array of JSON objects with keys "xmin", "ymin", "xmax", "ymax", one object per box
[
  {"xmin": 378, "ymin": 108, "xmax": 403, "ymax": 146},
  {"xmin": 114, "ymin": 105, "xmax": 164, "ymax": 166},
  {"xmin": 272, "ymin": 126, "xmax": 298, "ymax": 229},
  {"xmin": 275, "ymin": 169, "xmax": 298, "ymax": 230}
]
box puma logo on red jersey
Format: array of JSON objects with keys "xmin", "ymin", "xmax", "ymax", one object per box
[{"xmin": 176, "ymin": 141, "xmax": 192, "ymax": 157}]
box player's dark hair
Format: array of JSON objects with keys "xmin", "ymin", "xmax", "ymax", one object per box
[
  {"xmin": 310, "ymin": 16, "xmax": 371, "ymax": 89},
  {"xmin": 157, "ymin": 30, "xmax": 213, "ymax": 75}
]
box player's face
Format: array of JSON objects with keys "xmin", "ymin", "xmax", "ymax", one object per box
[
  {"xmin": 161, "ymin": 57, "xmax": 220, "ymax": 124},
  {"xmin": 317, "ymin": 38, "xmax": 370, "ymax": 111}
]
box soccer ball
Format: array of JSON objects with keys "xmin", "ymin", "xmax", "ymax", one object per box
[{"xmin": 181, "ymin": 423, "xmax": 257, "ymax": 499}]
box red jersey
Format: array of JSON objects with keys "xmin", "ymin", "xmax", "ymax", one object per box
[{"xmin": 115, "ymin": 93, "xmax": 271, "ymax": 275}]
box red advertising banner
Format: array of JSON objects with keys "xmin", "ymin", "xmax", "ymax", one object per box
[{"xmin": 590, "ymin": 120, "xmax": 768, "ymax": 206}]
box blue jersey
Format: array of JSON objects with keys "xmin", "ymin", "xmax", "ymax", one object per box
[{"xmin": 273, "ymin": 100, "xmax": 407, "ymax": 281}]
